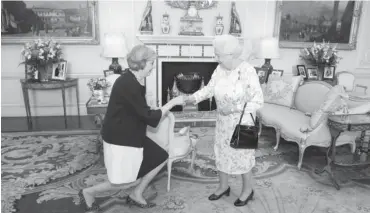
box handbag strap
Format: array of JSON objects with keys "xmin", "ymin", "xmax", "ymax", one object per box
[{"xmin": 237, "ymin": 103, "xmax": 257, "ymax": 126}]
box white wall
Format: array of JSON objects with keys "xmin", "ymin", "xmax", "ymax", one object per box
[{"xmin": 1, "ymin": 0, "xmax": 370, "ymax": 117}]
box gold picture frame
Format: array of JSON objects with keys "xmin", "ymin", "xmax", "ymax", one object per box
[
  {"xmin": 273, "ymin": 0, "xmax": 362, "ymax": 50},
  {"xmin": 1, "ymin": 1, "xmax": 99, "ymax": 45}
]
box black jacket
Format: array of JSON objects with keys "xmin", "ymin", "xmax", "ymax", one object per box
[{"xmin": 101, "ymin": 71, "xmax": 162, "ymax": 148}]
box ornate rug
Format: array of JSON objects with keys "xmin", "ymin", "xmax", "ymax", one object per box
[
  {"xmin": 1, "ymin": 134, "xmax": 100, "ymax": 213},
  {"xmin": 1, "ymin": 128, "xmax": 370, "ymax": 213}
]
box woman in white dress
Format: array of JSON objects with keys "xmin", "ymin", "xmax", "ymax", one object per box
[{"xmin": 185, "ymin": 35, "xmax": 264, "ymax": 207}]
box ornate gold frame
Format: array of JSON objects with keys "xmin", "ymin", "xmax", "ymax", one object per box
[
  {"xmin": 1, "ymin": 1, "xmax": 99, "ymax": 45},
  {"xmin": 273, "ymin": 1, "xmax": 362, "ymax": 50}
]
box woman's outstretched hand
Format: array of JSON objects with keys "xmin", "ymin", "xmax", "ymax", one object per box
[{"xmin": 184, "ymin": 96, "xmax": 196, "ymax": 105}]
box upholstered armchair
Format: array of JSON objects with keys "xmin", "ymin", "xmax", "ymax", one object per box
[
  {"xmin": 336, "ymin": 71, "xmax": 367, "ymax": 95},
  {"xmin": 147, "ymin": 112, "xmax": 198, "ymax": 192}
]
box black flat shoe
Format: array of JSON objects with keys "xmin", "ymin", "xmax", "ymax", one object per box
[
  {"xmin": 78, "ymin": 189, "xmax": 101, "ymax": 212},
  {"xmin": 126, "ymin": 196, "xmax": 156, "ymax": 208},
  {"xmin": 234, "ymin": 190, "xmax": 254, "ymax": 207},
  {"xmin": 208, "ymin": 187, "xmax": 231, "ymax": 201}
]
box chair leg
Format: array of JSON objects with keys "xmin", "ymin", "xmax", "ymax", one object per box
[
  {"xmin": 350, "ymin": 142, "xmax": 356, "ymax": 153},
  {"xmin": 298, "ymin": 145, "xmax": 307, "ymax": 170},
  {"xmin": 167, "ymin": 159, "xmax": 173, "ymax": 192},
  {"xmin": 273, "ymin": 130, "xmax": 281, "ymax": 151},
  {"xmin": 189, "ymin": 148, "xmax": 196, "ymax": 173},
  {"xmin": 258, "ymin": 122, "xmax": 263, "ymax": 136}
]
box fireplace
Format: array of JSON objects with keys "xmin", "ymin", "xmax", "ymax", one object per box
[{"xmin": 161, "ymin": 61, "xmax": 218, "ymax": 112}]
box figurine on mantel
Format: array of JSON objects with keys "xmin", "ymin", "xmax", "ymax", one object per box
[
  {"xmin": 161, "ymin": 13, "xmax": 170, "ymax": 34},
  {"xmin": 215, "ymin": 14, "xmax": 224, "ymax": 35},
  {"xmin": 229, "ymin": 1, "xmax": 242, "ymax": 36},
  {"xmin": 139, "ymin": 0, "xmax": 153, "ymax": 35}
]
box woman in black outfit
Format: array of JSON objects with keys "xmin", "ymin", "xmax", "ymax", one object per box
[{"xmin": 79, "ymin": 45, "xmax": 183, "ymax": 210}]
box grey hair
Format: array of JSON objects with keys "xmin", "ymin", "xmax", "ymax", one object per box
[
  {"xmin": 213, "ymin": 35, "xmax": 243, "ymax": 58},
  {"xmin": 127, "ymin": 45, "xmax": 157, "ymax": 71}
]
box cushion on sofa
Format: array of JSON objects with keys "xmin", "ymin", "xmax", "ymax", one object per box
[
  {"xmin": 263, "ymin": 75, "xmax": 303, "ymax": 108},
  {"xmin": 309, "ymin": 85, "xmax": 348, "ymax": 129},
  {"xmin": 258, "ymin": 103, "xmax": 306, "ymax": 127}
]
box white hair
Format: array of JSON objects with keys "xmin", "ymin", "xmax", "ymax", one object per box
[{"xmin": 213, "ymin": 35, "xmax": 243, "ymax": 58}]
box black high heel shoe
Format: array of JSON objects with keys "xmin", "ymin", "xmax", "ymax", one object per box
[
  {"xmin": 234, "ymin": 190, "xmax": 254, "ymax": 207},
  {"xmin": 78, "ymin": 189, "xmax": 101, "ymax": 212},
  {"xmin": 126, "ymin": 196, "xmax": 156, "ymax": 208},
  {"xmin": 208, "ymin": 187, "xmax": 231, "ymax": 201}
]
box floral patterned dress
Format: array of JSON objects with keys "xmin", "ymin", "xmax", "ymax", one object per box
[{"xmin": 192, "ymin": 61, "xmax": 264, "ymax": 174}]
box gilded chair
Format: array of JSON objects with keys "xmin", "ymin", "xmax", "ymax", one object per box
[
  {"xmin": 147, "ymin": 112, "xmax": 198, "ymax": 192},
  {"xmin": 336, "ymin": 71, "xmax": 368, "ymax": 95}
]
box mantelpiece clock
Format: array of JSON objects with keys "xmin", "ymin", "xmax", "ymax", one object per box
[{"xmin": 165, "ymin": 0, "xmax": 218, "ymax": 36}]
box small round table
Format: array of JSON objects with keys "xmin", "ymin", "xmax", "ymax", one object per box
[
  {"xmin": 20, "ymin": 78, "xmax": 81, "ymax": 130},
  {"xmin": 315, "ymin": 113, "xmax": 370, "ymax": 190}
]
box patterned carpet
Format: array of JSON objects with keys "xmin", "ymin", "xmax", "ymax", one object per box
[{"xmin": 1, "ymin": 128, "xmax": 370, "ymax": 213}]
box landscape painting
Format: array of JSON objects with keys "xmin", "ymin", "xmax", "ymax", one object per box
[
  {"xmin": 274, "ymin": 1, "xmax": 362, "ymax": 50},
  {"xmin": 1, "ymin": 1, "xmax": 99, "ymax": 44}
]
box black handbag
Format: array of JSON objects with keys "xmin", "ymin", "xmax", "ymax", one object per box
[{"xmin": 230, "ymin": 103, "xmax": 259, "ymax": 149}]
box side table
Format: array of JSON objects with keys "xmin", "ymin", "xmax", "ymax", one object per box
[
  {"xmin": 20, "ymin": 78, "xmax": 81, "ymax": 130},
  {"xmin": 315, "ymin": 114, "xmax": 370, "ymax": 190}
]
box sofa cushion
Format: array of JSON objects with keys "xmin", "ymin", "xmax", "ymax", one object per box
[
  {"xmin": 310, "ymin": 85, "xmax": 348, "ymax": 128},
  {"xmin": 258, "ymin": 103, "xmax": 310, "ymax": 139},
  {"xmin": 259, "ymin": 103, "xmax": 305, "ymax": 127},
  {"xmin": 263, "ymin": 76, "xmax": 303, "ymax": 108}
]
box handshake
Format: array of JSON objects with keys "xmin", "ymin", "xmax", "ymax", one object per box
[{"xmin": 168, "ymin": 95, "xmax": 196, "ymax": 107}]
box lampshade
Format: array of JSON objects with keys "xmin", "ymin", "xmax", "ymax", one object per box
[
  {"xmin": 102, "ymin": 32, "xmax": 128, "ymax": 58},
  {"xmin": 257, "ymin": 37, "xmax": 280, "ymax": 59}
]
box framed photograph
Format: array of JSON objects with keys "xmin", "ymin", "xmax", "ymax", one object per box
[
  {"xmin": 273, "ymin": 1, "xmax": 363, "ymax": 50},
  {"xmin": 270, "ymin": 69, "xmax": 284, "ymax": 77},
  {"xmin": 306, "ymin": 68, "xmax": 318, "ymax": 80},
  {"xmin": 1, "ymin": 1, "xmax": 99, "ymax": 45},
  {"xmin": 323, "ymin": 66, "xmax": 336, "ymax": 80},
  {"xmin": 52, "ymin": 61, "xmax": 68, "ymax": 80},
  {"xmin": 254, "ymin": 67, "xmax": 269, "ymax": 84},
  {"xmin": 104, "ymin": 70, "xmax": 115, "ymax": 77},
  {"xmin": 297, "ymin": 65, "xmax": 307, "ymax": 79}
]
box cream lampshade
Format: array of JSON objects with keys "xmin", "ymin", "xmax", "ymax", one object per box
[
  {"xmin": 102, "ymin": 32, "xmax": 129, "ymax": 74},
  {"xmin": 257, "ymin": 37, "xmax": 280, "ymax": 82}
]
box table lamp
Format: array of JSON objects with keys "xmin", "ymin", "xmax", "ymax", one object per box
[
  {"xmin": 257, "ymin": 37, "xmax": 280, "ymax": 82},
  {"xmin": 102, "ymin": 32, "xmax": 128, "ymax": 74}
]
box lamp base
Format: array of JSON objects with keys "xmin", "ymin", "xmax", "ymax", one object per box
[
  {"xmin": 261, "ymin": 58, "xmax": 273, "ymax": 83},
  {"xmin": 108, "ymin": 58, "xmax": 122, "ymax": 74}
]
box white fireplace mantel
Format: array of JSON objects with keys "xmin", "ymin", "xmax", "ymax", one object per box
[{"xmin": 136, "ymin": 34, "xmax": 244, "ymax": 45}]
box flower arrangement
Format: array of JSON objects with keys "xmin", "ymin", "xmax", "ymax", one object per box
[
  {"xmin": 87, "ymin": 78, "xmax": 110, "ymax": 91},
  {"xmin": 20, "ymin": 38, "xmax": 63, "ymax": 66},
  {"xmin": 299, "ymin": 41, "xmax": 341, "ymax": 66}
]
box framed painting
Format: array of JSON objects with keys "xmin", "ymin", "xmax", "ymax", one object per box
[
  {"xmin": 1, "ymin": 1, "xmax": 99, "ymax": 45},
  {"xmin": 273, "ymin": 1, "xmax": 362, "ymax": 50}
]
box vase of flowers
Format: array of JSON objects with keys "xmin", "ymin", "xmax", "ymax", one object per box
[
  {"xmin": 20, "ymin": 38, "xmax": 63, "ymax": 82},
  {"xmin": 87, "ymin": 78, "xmax": 110, "ymax": 102},
  {"xmin": 299, "ymin": 41, "xmax": 341, "ymax": 80}
]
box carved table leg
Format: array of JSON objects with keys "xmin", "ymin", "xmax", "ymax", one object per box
[
  {"xmin": 315, "ymin": 127, "xmax": 342, "ymax": 190},
  {"xmin": 94, "ymin": 114, "xmax": 104, "ymax": 155}
]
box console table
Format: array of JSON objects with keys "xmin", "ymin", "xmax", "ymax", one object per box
[
  {"xmin": 20, "ymin": 78, "xmax": 81, "ymax": 130},
  {"xmin": 315, "ymin": 113, "xmax": 370, "ymax": 190}
]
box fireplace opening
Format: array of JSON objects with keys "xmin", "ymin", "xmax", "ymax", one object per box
[{"xmin": 161, "ymin": 62, "xmax": 218, "ymax": 112}]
